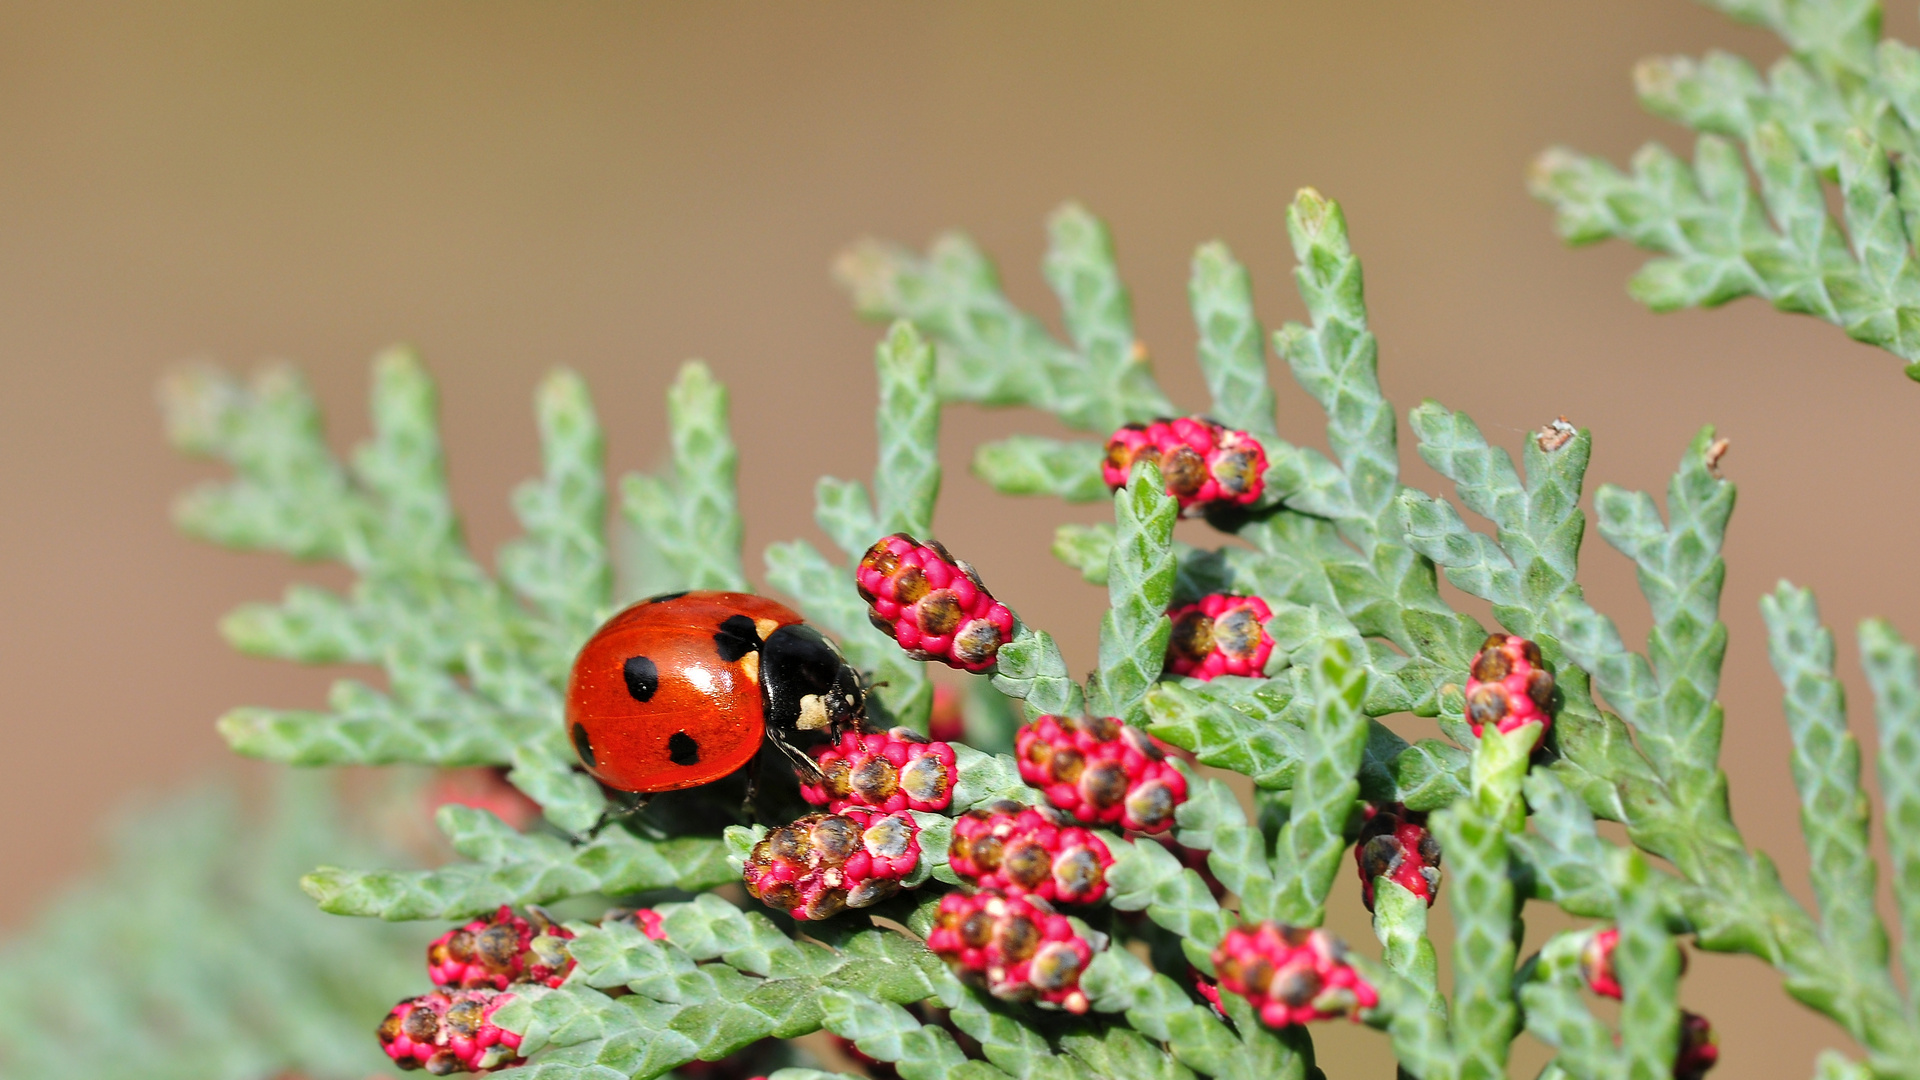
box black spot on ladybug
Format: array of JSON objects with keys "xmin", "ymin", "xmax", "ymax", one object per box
[
  {"xmin": 713, "ymin": 614, "xmax": 762, "ymax": 661},
  {"xmin": 623, "ymin": 655, "xmax": 660, "ymax": 702},
  {"xmin": 643, "ymin": 590, "xmax": 689, "ymax": 605},
  {"xmin": 668, "ymin": 730, "xmax": 700, "ymax": 765},
  {"xmin": 572, "ymin": 723, "xmax": 596, "ymax": 767}
]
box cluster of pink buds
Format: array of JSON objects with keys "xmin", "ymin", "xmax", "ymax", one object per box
[
  {"xmin": 1014, "ymin": 713, "xmax": 1187, "ymax": 833},
  {"xmin": 926, "ymin": 891, "xmax": 1096, "ymax": 1013},
  {"xmin": 1207, "ymin": 923, "xmax": 1377, "ymax": 1028},
  {"xmin": 1166, "ymin": 594, "xmax": 1274, "ymax": 680},
  {"xmin": 949, "ymin": 800, "xmax": 1113, "ymax": 905},
  {"xmin": 799, "ymin": 725, "xmax": 956, "ymax": 814},
  {"xmin": 743, "ymin": 808, "xmax": 922, "ymax": 920},
  {"xmin": 381, "ymin": 904, "xmax": 666, "ymax": 1073},
  {"xmin": 858, "ymin": 533, "xmax": 1015, "ymax": 672},
  {"xmin": 1580, "ymin": 927, "xmax": 1717, "ymax": 1079},
  {"xmin": 378, "ymin": 989, "xmax": 523, "ymax": 1074},
  {"xmin": 1353, "ymin": 803, "xmax": 1441, "ymax": 912},
  {"xmin": 1102, "ymin": 417, "xmax": 1267, "ymax": 515},
  {"xmin": 426, "ymin": 905, "xmax": 576, "ymax": 991},
  {"xmin": 1465, "ymin": 633, "xmax": 1555, "ymax": 738}
]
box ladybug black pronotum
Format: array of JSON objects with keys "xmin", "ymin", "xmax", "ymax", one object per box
[{"xmin": 565, "ymin": 591, "xmax": 866, "ymax": 793}]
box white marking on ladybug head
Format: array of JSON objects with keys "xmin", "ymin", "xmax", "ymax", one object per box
[
  {"xmin": 797, "ymin": 693, "xmax": 830, "ymax": 730},
  {"xmin": 738, "ymin": 651, "xmax": 761, "ymax": 683},
  {"xmin": 755, "ymin": 617, "xmax": 781, "ymax": 640}
]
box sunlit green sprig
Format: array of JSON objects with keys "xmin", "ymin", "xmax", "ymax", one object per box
[{"xmin": 1533, "ymin": 0, "xmax": 1920, "ymax": 381}]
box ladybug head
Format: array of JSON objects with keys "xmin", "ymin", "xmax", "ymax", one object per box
[{"xmin": 760, "ymin": 623, "xmax": 866, "ymax": 756}]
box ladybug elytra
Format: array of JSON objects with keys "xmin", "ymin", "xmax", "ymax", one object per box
[{"xmin": 565, "ymin": 591, "xmax": 866, "ymax": 793}]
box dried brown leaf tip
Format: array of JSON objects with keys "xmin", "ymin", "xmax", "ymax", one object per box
[
  {"xmin": 1536, "ymin": 416, "xmax": 1576, "ymax": 453},
  {"xmin": 1706, "ymin": 437, "xmax": 1730, "ymax": 478}
]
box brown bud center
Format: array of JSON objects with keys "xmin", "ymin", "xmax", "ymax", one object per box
[
  {"xmin": 810, "ymin": 815, "xmax": 861, "ymax": 864},
  {"xmin": 916, "ymin": 589, "xmax": 964, "ymax": 635},
  {"xmin": 1470, "ymin": 648, "xmax": 1511, "ymax": 682},
  {"xmin": 899, "ymin": 755, "xmax": 950, "ymax": 802},
  {"xmin": 1050, "ymin": 746, "xmax": 1086, "ymax": 784},
  {"xmin": 1271, "ymin": 963, "xmax": 1323, "ymax": 1007},
  {"xmin": 1212, "ymin": 447, "xmax": 1261, "ymax": 496},
  {"xmin": 402, "ymin": 1003, "xmax": 441, "ymax": 1042},
  {"xmin": 1029, "ymin": 940, "xmax": 1084, "ymax": 990},
  {"xmin": 1082, "ymin": 762, "xmax": 1129, "ymax": 809},
  {"xmin": 952, "ymin": 620, "xmax": 1003, "ymax": 664},
  {"xmin": 996, "ymin": 914, "xmax": 1041, "ymax": 962},
  {"xmin": 893, "ymin": 564, "xmax": 931, "ymax": 606},
  {"xmin": 1467, "ymin": 684, "xmax": 1509, "ymax": 728},
  {"xmin": 1161, "ymin": 445, "xmax": 1207, "ymax": 496},
  {"xmin": 1170, "ymin": 610, "xmax": 1215, "ymax": 662},
  {"xmin": 850, "ymin": 757, "xmax": 900, "ymax": 803},
  {"xmin": 961, "ymin": 910, "xmax": 994, "ymax": 948},
  {"xmin": 1002, "ymin": 841, "xmax": 1052, "ymax": 889},
  {"xmin": 1213, "ymin": 607, "xmax": 1263, "ymax": 658},
  {"xmin": 1125, "ymin": 778, "xmax": 1177, "ymax": 830}
]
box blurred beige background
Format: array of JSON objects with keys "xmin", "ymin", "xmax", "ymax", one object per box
[{"xmin": 4, "ymin": 2, "xmax": 1919, "ymax": 1076}]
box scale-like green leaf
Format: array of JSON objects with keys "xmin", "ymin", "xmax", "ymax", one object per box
[
  {"xmin": 1106, "ymin": 827, "xmax": 1235, "ymax": 971},
  {"xmin": 301, "ymin": 806, "xmax": 733, "ymax": 921},
  {"xmin": 874, "ymin": 321, "xmax": 943, "ymax": 538},
  {"xmin": 1519, "ymin": 930, "xmax": 1619, "ymax": 1080},
  {"xmin": 503, "ymin": 906, "xmax": 954, "ymax": 1080},
  {"xmin": 1272, "ymin": 188, "xmax": 1398, "ymax": 550},
  {"xmin": 1763, "ymin": 582, "xmax": 1888, "ymax": 977},
  {"xmin": 500, "ymin": 371, "xmax": 613, "ymax": 655},
  {"xmin": 1557, "ymin": 428, "xmax": 1733, "ymax": 818},
  {"xmin": 1404, "ymin": 404, "xmax": 1588, "ymax": 637},
  {"xmin": 1079, "ymin": 945, "xmax": 1294, "ymax": 1080},
  {"xmin": 1053, "ymin": 523, "xmax": 1114, "ymax": 585},
  {"xmin": 1370, "ymin": 882, "xmax": 1444, "ymax": 1024},
  {"xmin": 1434, "ymin": 788, "xmax": 1518, "ymax": 1080},
  {"xmin": 1861, "ymin": 618, "xmax": 1920, "ymax": 1000},
  {"xmin": 1259, "ymin": 640, "xmax": 1369, "ymax": 927},
  {"xmin": 163, "ymin": 363, "xmax": 364, "ymax": 560},
  {"xmin": 1144, "ymin": 681, "xmax": 1302, "ymax": 788},
  {"xmin": 1090, "ymin": 461, "xmax": 1177, "ymax": 725},
  {"xmin": 1535, "ymin": 0, "xmax": 1920, "ymax": 376},
  {"xmin": 835, "ymin": 205, "xmax": 1173, "ymax": 428},
  {"xmin": 1614, "ymin": 850, "xmax": 1684, "ymax": 1080},
  {"xmin": 975, "ymin": 437, "xmax": 1109, "ymax": 502},
  {"xmin": 1189, "ymin": 241, "xmax": 1277, "ymax": 441},
  {"xmin": 1043, "ymin": 204, "xmax": 1169, "ymax": 433},
  {"xmin": 991, "ymin": 624, "xmax": 1083, "ymax": 719},
  {"xmin": 0, "ymin": 775, "xmax": 429, "ymax": 1080},
  {"xmin": 621, "ymin": 361, "xmax": 747, "ymax": 594}
]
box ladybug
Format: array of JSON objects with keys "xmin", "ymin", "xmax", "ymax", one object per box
[{"xmin": 565, "ymin": 590, "xmax": 866, "ymax": 793}]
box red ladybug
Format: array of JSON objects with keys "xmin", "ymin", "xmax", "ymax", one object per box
[{"xmin": 565, "ymin": 591, "xmax": 866, "ymax": 793}]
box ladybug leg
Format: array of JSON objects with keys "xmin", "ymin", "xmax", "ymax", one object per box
[
  {"xmin": 766, "ymin": 729, "xmax": 825, "ymax": 782},
  {"xmin": 740, "ymin": 753, "xmax": 761, "ymax": 818},
  {"xmin": 584, "ymin": 790, "xmax": 652, "ymax": 840}
]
